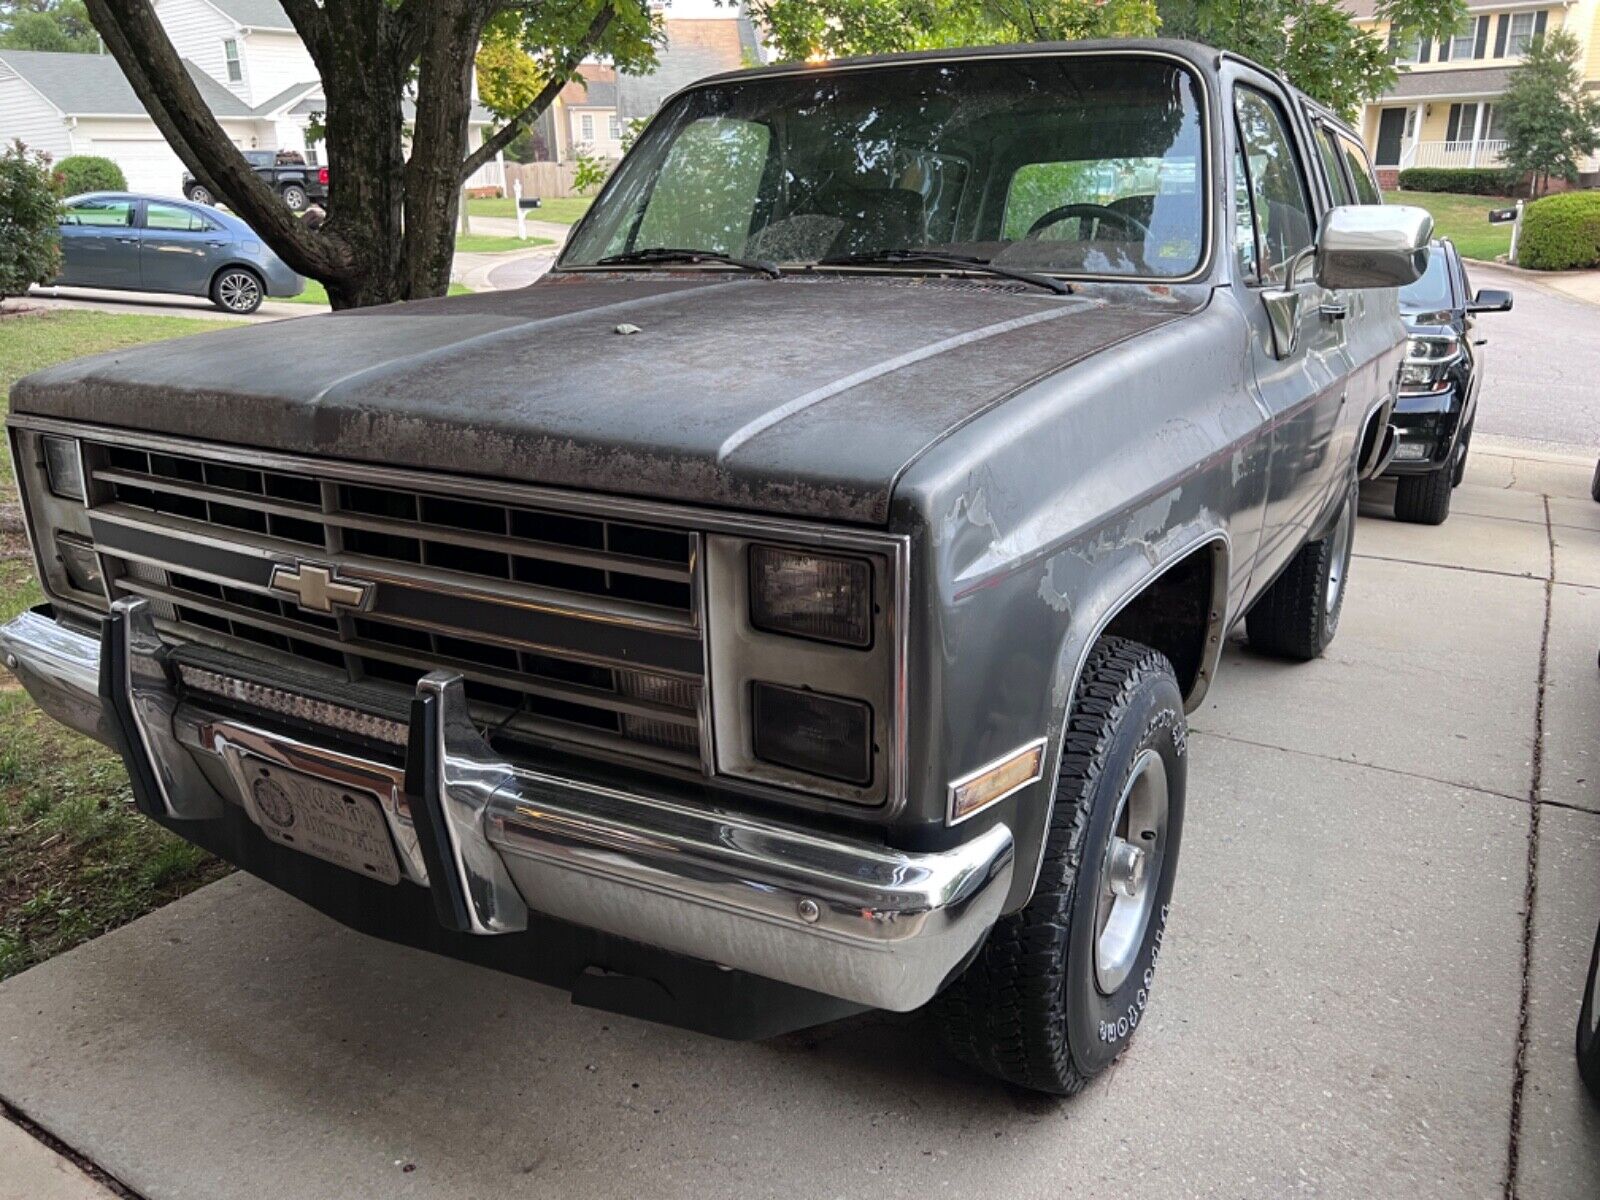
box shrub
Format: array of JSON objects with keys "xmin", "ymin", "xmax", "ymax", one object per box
[
  {"xmin": 54, "ymin": 154, "xmax": 126, "ymax": 196},
  {"xmin": 1397, "ymin": 167, "xmax": 1516, "ymax": 196},
  {"xmin": 1517, "ymin": 190, "xmax": 1600, "ymax": 270},
  {"xmin": 0, "ymin": 141, "xmax": 62, "ymax": 302}
]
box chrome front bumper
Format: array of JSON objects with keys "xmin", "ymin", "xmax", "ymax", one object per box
[{"xmin": 0, "ymin": 603, "xmax": 1014, "ymax": 1012}]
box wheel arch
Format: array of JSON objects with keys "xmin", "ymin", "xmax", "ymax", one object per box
[
  {"xmin": 209, "ymin": 261, "xmax": 264, "ymax": 292},
  {"xmin": 1021, "ymin": 530, "xmax": 1228, "ymax": 905}
]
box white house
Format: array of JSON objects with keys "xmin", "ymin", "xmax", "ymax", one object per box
[{"xmin": 0, "ymin": 0, "xmax": 503, "ymax": 198}]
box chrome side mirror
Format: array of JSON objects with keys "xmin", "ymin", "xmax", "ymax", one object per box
[{"xmin": 1315, "ymin": 205, "xmax": 1433, "ymax": 289}]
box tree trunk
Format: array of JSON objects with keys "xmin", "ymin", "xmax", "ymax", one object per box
[
  {"xmin": 318, "ymin": 13, "xmax": 411, "ymax": 308},
  {"xmin": 403, "ymin": 0, "xmax": 489, "ymax": 299}
]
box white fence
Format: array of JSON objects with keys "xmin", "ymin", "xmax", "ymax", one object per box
[{"xmin": 1404, "ymin": 139, "xmax": 1509, "ymax": 170}]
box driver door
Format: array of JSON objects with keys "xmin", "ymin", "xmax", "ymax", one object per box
[{"xmin": 1228, "ymin": 72, "xmax": 1349, "ymax": 585}]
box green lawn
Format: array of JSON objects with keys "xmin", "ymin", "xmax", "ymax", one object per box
[
  {"xmin": 0, "ymin": 308, "xmax": 237, "ymax": 979},
  {"xmin": 283, "ymin": 280, "xmax": 476, "ymax": 306},
  {"xmin": 468, "ymin": 195, "xmax": 592, "ymax": 225},
  {"xmin": 1390, "ymin": 189, "xmax": 1515, "ymax": 262},
  {"xmin": 455, "ymin": 233, "xmax": 553, "ymax": 253}
]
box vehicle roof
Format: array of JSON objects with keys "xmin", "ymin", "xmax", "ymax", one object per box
[
  {"xmin": 692, "ymin": 38, "xmax": 1287, "ymax": 97},
  {"xmin": 62, "ymin": 192, "xmax": 252, "ymax": 232}
]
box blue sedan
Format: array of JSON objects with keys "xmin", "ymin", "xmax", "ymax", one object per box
[{"xmin": 54, "ymin": 193, "xmax": 304, "ymax": 314}]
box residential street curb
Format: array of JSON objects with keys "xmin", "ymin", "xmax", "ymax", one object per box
[{"xmin": 0, "ymin": 1115, "xmax": 120, "ymax": 1200}]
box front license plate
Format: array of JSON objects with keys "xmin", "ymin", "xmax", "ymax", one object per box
[{"xmin": 241, "ymin": 760, "xmax": 401, "ymax": 885}]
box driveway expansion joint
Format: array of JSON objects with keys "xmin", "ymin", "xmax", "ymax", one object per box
[
  {"xmin": 1503, "ymin": 495, "xmax": 1555, "ymax": 1200},
  {"xmin": 1, "ymin": 1099, "xmax": 147, "ymax": 1200}
]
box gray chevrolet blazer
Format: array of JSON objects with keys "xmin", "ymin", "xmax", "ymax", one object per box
[{"xmin": 3, "ymin": 40, "xmax": 1428, "ymax": 1094}]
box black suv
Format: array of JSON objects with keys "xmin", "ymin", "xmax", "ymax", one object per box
[{"xmin": 1383, "ymin": 237, "xmax": 1512, "ymax": 524}]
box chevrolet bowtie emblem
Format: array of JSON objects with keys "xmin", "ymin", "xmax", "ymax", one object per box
[{"xmin": 268, "ymin": 562, "xmax": 375, "ymax": 615}]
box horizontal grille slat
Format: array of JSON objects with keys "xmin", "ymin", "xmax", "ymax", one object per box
[{"xmin": 87, "ymin": 440, "xmax": 708, "ymax": 768}]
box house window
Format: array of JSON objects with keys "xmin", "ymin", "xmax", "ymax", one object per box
[
  {"xmin": 1450, "ymin": 24, "xmax": 1476, "ymax": 59},
  {"xmin": 608, "ymin": 114, "xmax": 621, "ymax": 141},
  {"xmin": 1508, "ymin": 12, "xmax": 1536, "ymax": 55},
  {"xmin": 223, "ymin": 38, "xmax": 241, "ymax": 83},
  {"xmin": 1485, "ymin": 103, "xmax": 1508, "ymax": 141},
  {"xmin": 1446, "ymin": 102, "xmax": 1481, "ymax": 144},
  {"xmin": 1390, "ymin": 30, "xmax": 1422, "ymax": 63},
  {"xmin": 580, "ymin": 113, "xmax": 595, "ymax": 142}
]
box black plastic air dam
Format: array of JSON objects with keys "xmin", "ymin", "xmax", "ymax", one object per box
[{"xmin": 95, "ymin": 615, "xmax": 865, "ymax": 1040}]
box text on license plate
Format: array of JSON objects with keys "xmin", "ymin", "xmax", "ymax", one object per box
[{"xmin": 241, "ymin": 760, "xmax": 401, "ymax": 885}]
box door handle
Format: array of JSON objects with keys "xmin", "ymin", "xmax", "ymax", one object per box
[
  {"xmin": 1319, "ymin": 299, "xmax": 1348, "ymax": 320},
  {"xmin": 206, "ymin": 241, "xmax": 225, "ymax": 248},
  {"xmin": 117, "ymin": 236, "xmax": 138, "ymax": 244}
]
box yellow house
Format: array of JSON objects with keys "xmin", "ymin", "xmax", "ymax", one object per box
[{"xmin": 1344, "ymin": 0, "xmax": 1600, "ymax": 186}]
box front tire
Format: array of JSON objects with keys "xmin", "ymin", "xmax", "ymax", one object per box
[
  {"xmin": 1246, "ymin": 477, "xmax": 1357, "ymax": 661},
  {"xmin": 1579, "ymin": 919, "xmax": 1600, "ymax": 1101},
  {"xmin": 211, "ymin": 267, "xmax": 263, "ymax": 314},
  {"xmin": 1395, "ymin": 464, "xmax": 1454, "ymax": 525},
  {"xmin": 186, "ymin": 184, "xmax": 214, "ymax": 206},
  {"xmin": 936, "ymin": 637, "xmax": 1186, "ymax": 1095},
  {"xmin": 281, "ymin": 184, "xmax": 308, "ymax": 212}
]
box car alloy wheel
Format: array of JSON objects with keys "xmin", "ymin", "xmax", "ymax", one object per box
[
  {"xmin": 282, "ymin": 185, "xmax": 308, "ymax": 212},
  {"xmin": 189, "ymin": 185, "xmax": 213, "ymax": 206},
  {"xmin": 216, "ymin": 271, "xmax": 262, "ymax": 314},
  {"xmin": 1094, "ymin": 747, "xmax": 1170, "ymax": 994}
]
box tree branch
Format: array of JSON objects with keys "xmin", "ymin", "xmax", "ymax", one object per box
[
  {"xmin": 460, "ymin": 1, "xmax": 615, "ymax": 181},
  {"xmin": 276, "ymin": 0, "xmax": 333, "ymax": 67},
  {"xmin": 82, "ymin": 0, "xmax": 349, "ymax": 281}
]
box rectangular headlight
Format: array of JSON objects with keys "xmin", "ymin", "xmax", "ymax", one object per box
[
  {"xmin": 54, "ymin": 533, "xmax": 104, "ymax": 597},
  {"xmin": 42, "ymin": 435, "xmax": 85, "ymax": 501},
  {"xmin": 748, "ymin": 544, "xmax": 872, "ymax": 648},
  {"xmin": 751, "ymin": 682, "xmax": 872, "ymax": 785}
]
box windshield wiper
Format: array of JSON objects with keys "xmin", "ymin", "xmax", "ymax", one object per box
[
  {"xmin": 814, "ymin": 250, "xmax": 1072, "ymax": 296},
  {"xmin": 595, "ymin": 247, "xmax": 782, "ymax": 278}
]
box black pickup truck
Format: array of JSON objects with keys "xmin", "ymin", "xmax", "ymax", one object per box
[{"xmin": 183, "ymin": 150, "xmax": 328, "ymax": 212}]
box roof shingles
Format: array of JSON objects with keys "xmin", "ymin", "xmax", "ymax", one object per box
[{"xmin": 0, "ymin": 48, "xmax": 255, "ymax": 117}]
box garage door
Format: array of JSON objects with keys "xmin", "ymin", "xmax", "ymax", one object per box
[{"xmin": 87, "ymin": 138, "xmax": 187, "ymax": 198}]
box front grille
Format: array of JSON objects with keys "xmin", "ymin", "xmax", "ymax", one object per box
[{"xmin": 86, "ymin": 442, "xmax": 706, "ymax": 768}]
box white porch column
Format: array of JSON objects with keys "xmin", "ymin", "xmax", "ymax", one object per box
[{"xmin": 1468, "ymin": 102, "xmax": 1486, "ymax": 167}]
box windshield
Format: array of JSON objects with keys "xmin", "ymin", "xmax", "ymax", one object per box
[
  {"xmin": 562, "ymin": 55, "xmax": 1208, "ymax": 280},
  {"xmin": 1399, "ymin": 245, "xmax": 1454, "ymax": 311}
]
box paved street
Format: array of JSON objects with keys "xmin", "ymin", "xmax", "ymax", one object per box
[
  {"xmin": 0, "ymin": 441, "xmax": 1596, "ymax": 1199},
  {"xmin": 1469, "ymin": 263, "xmax": 1600, "ymax": 456}
]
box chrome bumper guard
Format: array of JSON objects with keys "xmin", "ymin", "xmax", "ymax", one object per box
[{"xmin": 0, "ymin": 601, "xmax": 1014, "ymax": 1012}]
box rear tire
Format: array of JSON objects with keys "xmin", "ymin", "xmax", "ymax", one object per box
[
  {"xmin": 211, "ymin": 267, "xmax": 263, "ymax": 315},
  {"xmin": 1578, "ymin": 919, "xmax": 1600, "ymax": 1101},
  {"xmin": 186, "ymin": 184, "xmax": 214, "ymax": 206},
  {"xmin": 281, "ymin": 184, "xmax": 308, "ymax": 212},
  {"xmin": 1246, "ymin": 477, "xmax": 1357, "ymax": 661},
  {"xmin": 935, "ymin": 637, "xmax": 1186, "ymax": 1095},
  {"xmin": 1395, "ymin": 465, "xmax": 1454, "ymax": 525}
]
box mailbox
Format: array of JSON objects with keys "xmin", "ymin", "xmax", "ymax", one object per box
[{"xmin": 1488, "ymin": 208, "xmax": 1518, "ymax": 224}]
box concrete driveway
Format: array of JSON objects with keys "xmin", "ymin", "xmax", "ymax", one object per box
[{"xmin": 0, "ymin": 435, "xmax": 1596, "ymax": 1200}]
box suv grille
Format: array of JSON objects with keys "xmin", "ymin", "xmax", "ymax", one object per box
[{"xmin": 87, "ymin": 442, "xmax": 706, "ymax": 768}]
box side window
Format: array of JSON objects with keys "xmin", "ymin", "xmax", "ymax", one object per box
[
  {"xmin": 1315, "ymin": 127, "xmax": 1354, "ymax": 206},
  {"xmin": 144, "ymin": 203, "xmax": 207, "ymax": 232},
  {"xmin": 1337, "ymin": 136, "xmax": 1383, "ymax": 204},
  {"xmin": 1234, "ymin": 86, "xmax": 1314, "ymax": 284},
  {"xmin": 60, "ymin": 198, "xmax": 134, "ymax": 227},
  {"xmin": 1233, "ymin": 147, "xmax": 1259, "ymax": 279},
  {"xmin": 631, "ymin": 117, "xmax": 771, "ymax": 256}
]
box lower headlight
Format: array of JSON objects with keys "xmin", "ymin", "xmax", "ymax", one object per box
[
  {"xmin": 54, "ymin": 532, "xmax": 104, "ymax": 597},
  {"xmin": 751, "ymin": 682, "xmax": 873, "ymax": 785}
]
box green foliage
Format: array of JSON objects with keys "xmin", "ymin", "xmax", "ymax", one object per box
[
  {"xmin": 0, "ymin": 140, "xmax": 61, "ymax": 302},
  {"xmin": 1157, "ymin": 0, "xmax": 1464, "ymax": 118},
  {"xmin": 1396, "ymin": 166, "xmax": 1515, "ymax": 196},
  {"xmin": 572, "ymin": 147, "xmax": 608, "ymax": 195},
  {"xmin": 1498, "ymin": 30, "xmax": 1600, "ymax": 196},
  {"xmin": 751, "ymin": 0, "xmax": 1465, "ymax": 116},
  {"xmin": 483, "ymin": 1, "xmax": 661, "ymax": 121},
  {"xmin": 748, "ymin": 0, "xmax": 1159, "ymax": 60},
  {"xmin": 475, "ymin": 21, "xmax": 545, "ymax": 120},
  {"xmin": 0, "ymin": 0, "xmax": 97, "ymax": 52},
  {"xmin": 54, "ymin": 154, "xmax": 126, "ymax": 195},
  {"xmin": 1517, "ymin": 191, "xmax": 1600, "ymax": 271}
]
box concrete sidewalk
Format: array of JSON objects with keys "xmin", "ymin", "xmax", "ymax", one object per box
[{"xmin": 0, "ymin": 450, "xmax": 1596, "ymax": 1199}]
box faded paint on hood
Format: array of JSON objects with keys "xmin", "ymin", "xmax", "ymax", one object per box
[{"xmin": 12, "ymin": 273, "xmax": 1200, "ymax": 524}]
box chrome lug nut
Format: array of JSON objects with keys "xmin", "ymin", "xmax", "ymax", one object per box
[
  {"xmin": 797, "ymin": 898, "xmax": 821, "ymax": 923},
  {"xmin": 1107, "ymin": 837, "xmax": 1147, "ymax": 899}
]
